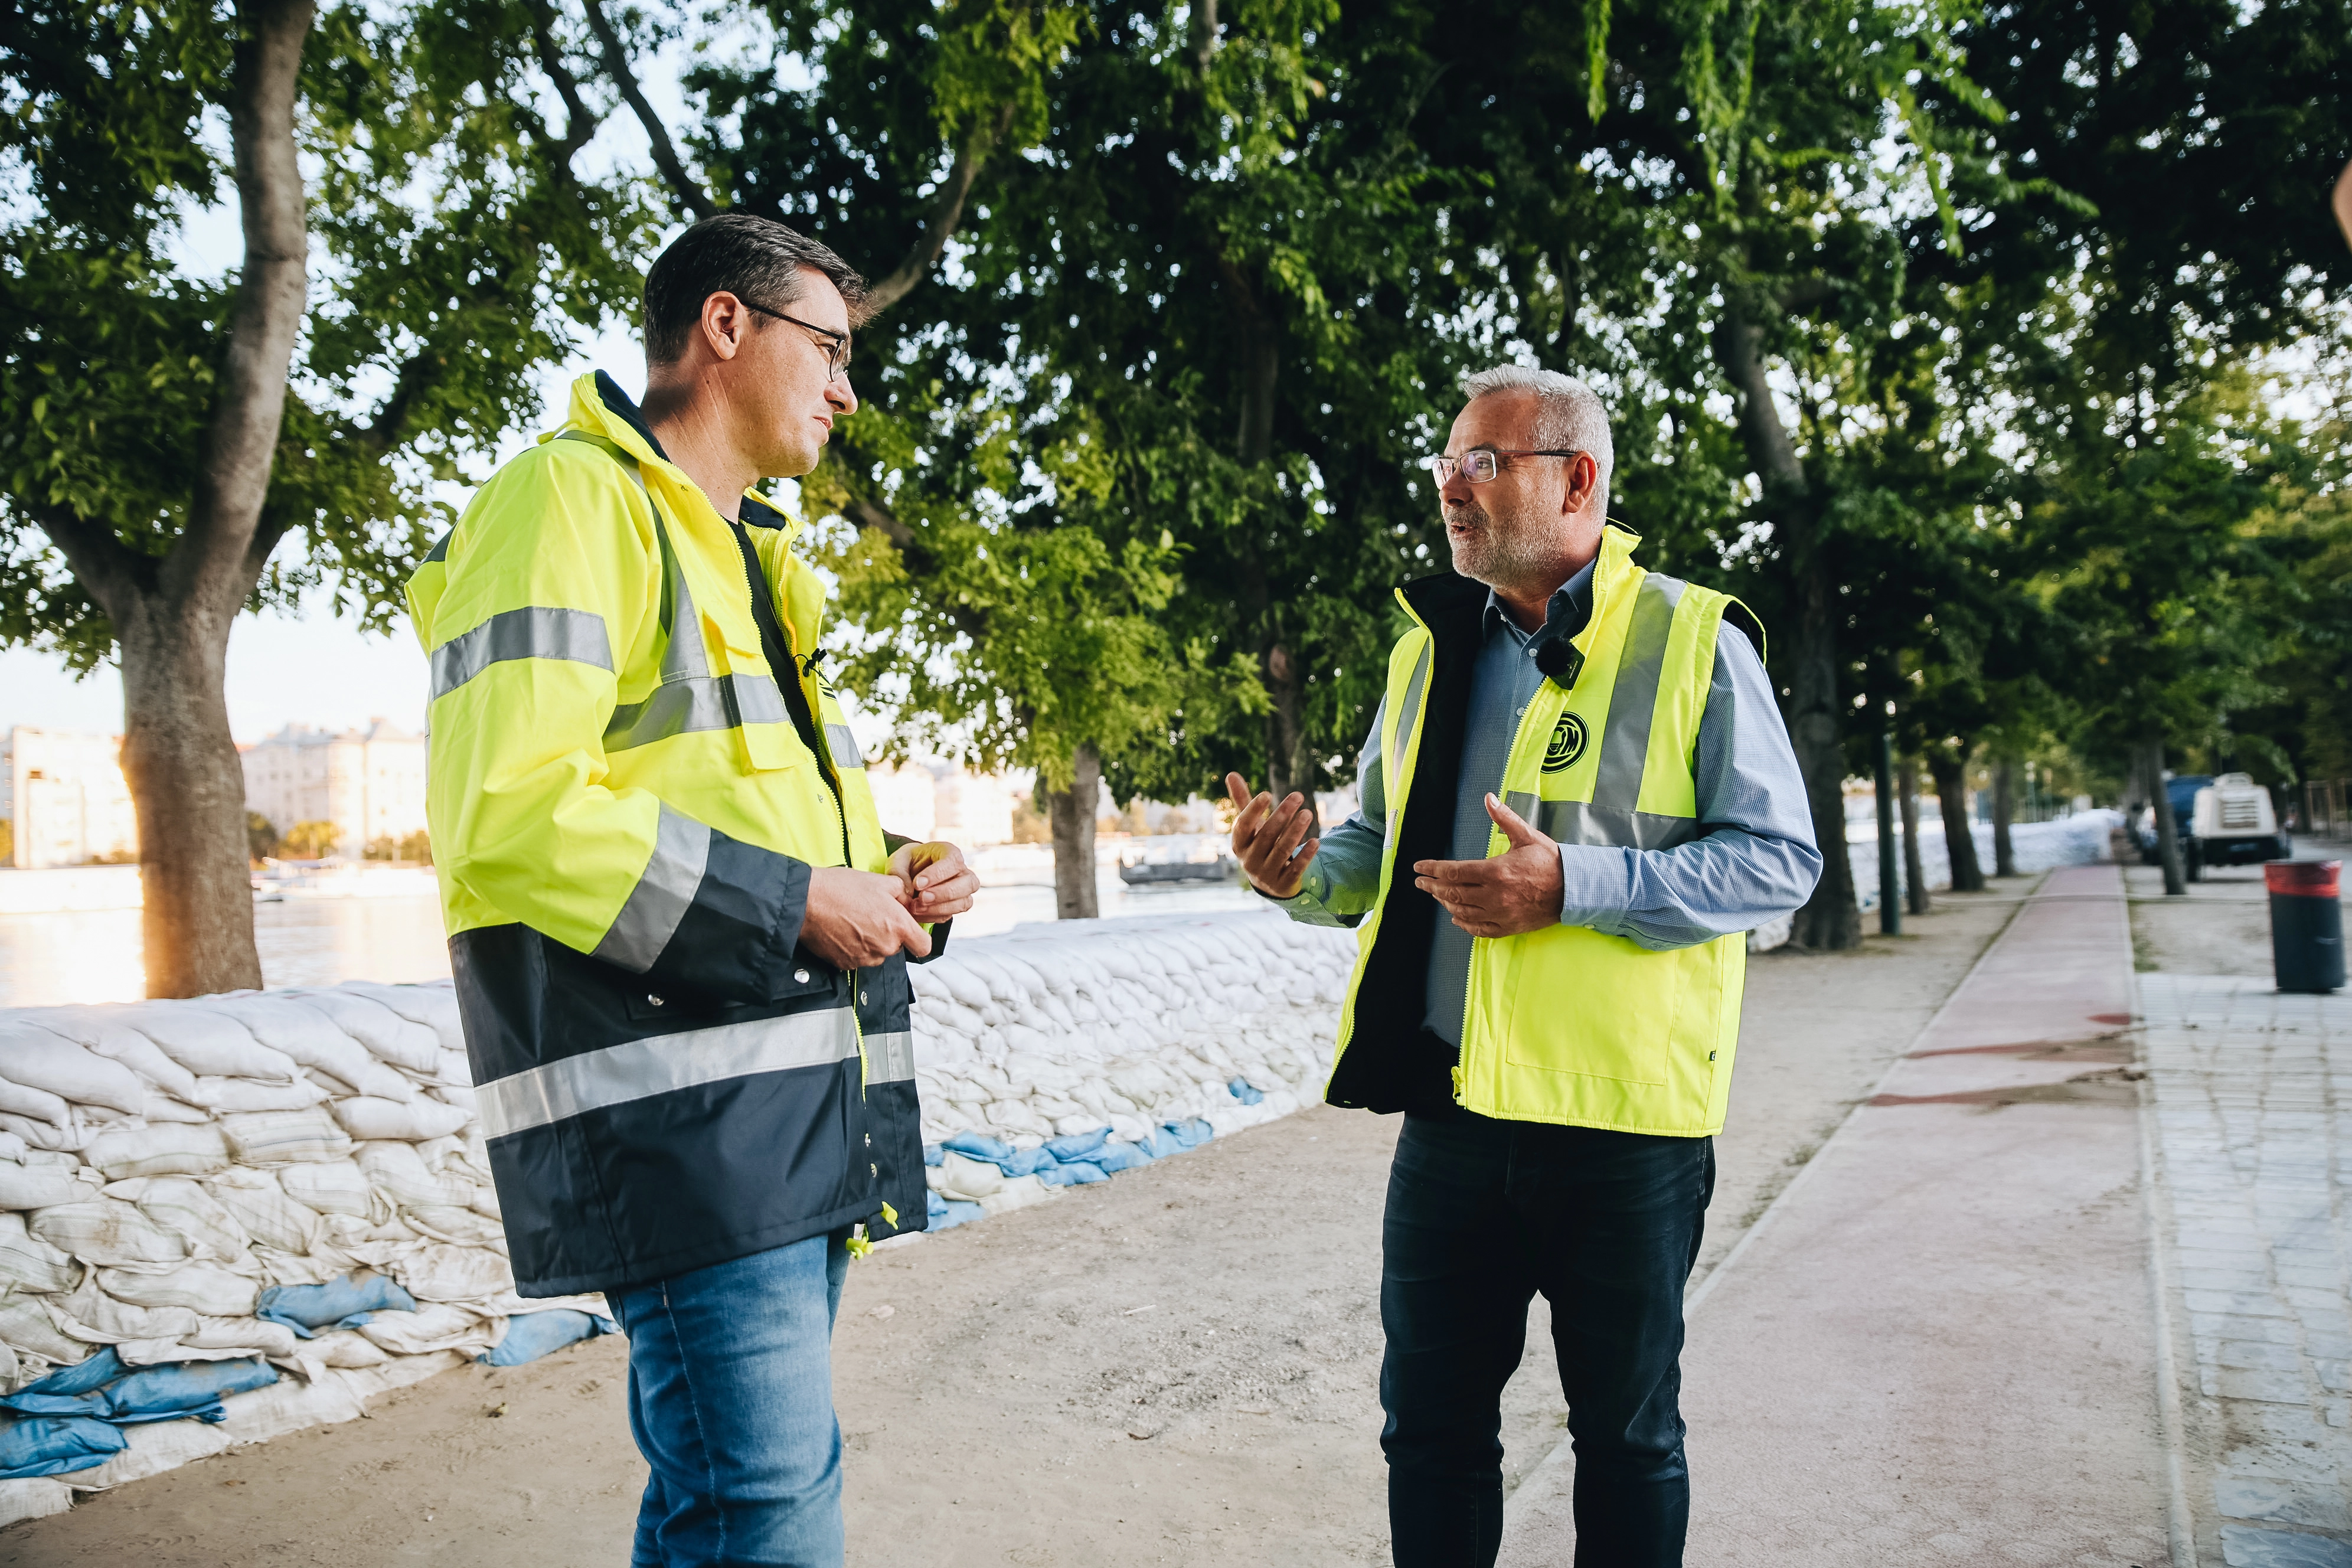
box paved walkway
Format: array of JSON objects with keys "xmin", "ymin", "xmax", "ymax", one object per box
[
  {"xmin": 1501, "ymin": 864, "xmax": 2175, "ymax": 1564},
  {"xmin": 2143, "ymin": 974, "xmax": 2352, "ymax": 1567}
]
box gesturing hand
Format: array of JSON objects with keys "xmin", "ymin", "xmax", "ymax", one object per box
[
  {"xmin": 1413, "ymin": 793, "xmax": 1564, "ymax": 938},
  {"xmin": 801, "ymin": 865, "xmax": 932, "ymax": 969},
  {"xmin": 1225, "ymin": 772, "xmax": 1318, "ymax": 899},
  {"xmin": 888, "ymin": 840, "xmax": 979, "ymax": 923}
]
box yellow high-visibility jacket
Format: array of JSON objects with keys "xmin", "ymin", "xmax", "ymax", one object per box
[{"xmin": 406, "ymin": 371, "xmax": 926, "ymax": 1296}]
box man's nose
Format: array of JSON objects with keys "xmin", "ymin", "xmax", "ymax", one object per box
[
  {"xmin": 828, "ymin": 375, "xmax": 858, "ymax": 417},
  {"xmin": 1440, "ymin": 470, "xmax": 1475, "ymax": 507}
]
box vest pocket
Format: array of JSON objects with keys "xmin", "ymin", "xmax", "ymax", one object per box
[{"xmin": 1498, "ymin": 926, "xmax": 1679, "ymax": 1087}]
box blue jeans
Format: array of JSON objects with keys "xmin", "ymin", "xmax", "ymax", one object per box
[
  {"xmin": 609, "ymin": 1230, "xmax": 852, "ymax": 1567},
  {"xmin": 1380, "ymin": 1112, "xmax": 1714, "ymax": 1567}
]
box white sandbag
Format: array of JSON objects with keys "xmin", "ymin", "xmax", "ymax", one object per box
[
  {"xmin": 30, "ymin": 1197, "xmax": 189, "ymax": 1268},
  {"xmin": 356, "ymin": 1140, "xmax": 473, "ymax": 1209},
  {"xmin": 213, "ymin": 1373, "xmax": 365, "ymax": 1446},
  {"xmin": 220, "ymin": 1107, "xmax": 352, "ymax": 1166},
  {"xmin": 403, "ymin": 1204, "xmax": 505, "ymax": 1249},
  {"xmin": 927, "ymin": 1151, "xmax": 1004, "ymax": 1201},
  {"xmin": 53, "ymin": 1276, "xmax": 199, "ymax": 1345},
  {"xmin": 0, "ymin": 1067, "xmax": 71, "ymax": 1132},
  {"xmin": 96, "ymin": 1261, "xmax": 260, "ymax": 1318},
  {"xmin": 975, "ymin": 1173, "xmax": 1054, "ymax": 1216},
  {"xmin": 0, "ymin": 1023, "xmax": 144, "ymax": 1116},
  {"xmin": 191, "ymin": 1075, "xmax": 329, "ymax": 1113},
  {"xmin": 396, "ymin": 1242, "xmax": 515, "ymax": 1303},
  {"xmin": 285, "ymin": 991, "xmax": 440, "ymax": 1074},
  {"xmin": 429, "ymin": 1082, "xmax": 477, "ymax": 1116},
  {"xmin": 0, "ymin": 1110, "xmax": 83, "ymax": 1153},
  {"xmin": 140, "ymin": 1093, "xmax": 213, "ymax": 1124},
  {"xmin": 0, "ymin": 1161, "xmax": 92, "ymax": 1211},
  {"xmin": 122, "ymin": 1177, "xmax": 251, "ymax": 1262},
  {"xmin": 189, "ymin": 994, "xmax": 410, "ymax": 1099},
  {"xmin": 339, "ymin": 1346, "xmax": 468, "ymax": 1399},
  {"xmin": 356, "ymin": 1303, "xmax": 498, "ymax": 1356},
  {"xmin": 0, "ymin": 1213, "xmax": 77, "ymax": 1298},
  {"xmin": 340, "ymin": 980, "xmax": 465, "ymax": 1054},
  {"xmin": 284, "ymin": 1328, "xmax": 391, "ymax": 1371},
  {"xmin": 113, "ymin": 1006, "xmax": 299, "ymax": 1083},
  {"xmin": 30, "ymin": 1008, "xmax": 202, "ymax": 1102},
  {"xmin": 332, "ymin": 1095, "xmax": 470, "ymax": 1143},
  {"xmin": 62, "ymin": 1416, "xmax": 233, "ymax": 1491},
  {"xmin": 204, "ymin": 1168, "xmax": 322, "ymax": 1255},
  {"xmin": 277, "ymin": 1158, "xmax": 378, "ymax": 1219},
  {"xmin": 468, "ymin": 1182, "xmax": 501, "ymax": 1222},
  {"xmin": 0, "ymin": 1478, "xmax": 73, "ymax": 1527},
  {"xmin": 182, "ymin": 1315, "xmax": 298, "ymax": 1357},
  {"xmin": 85, "ymin": 1122, "xmax": 231, "ymax": 1182},
  {"xmin": 0, "ymin": 1131, "xmax": 24, "ymax": 1162}
]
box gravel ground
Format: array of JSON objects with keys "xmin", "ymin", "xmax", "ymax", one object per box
[
  {"xmin": 2, "ymin": 881, "xmax": 2029, "ymax": 1567},
  {"xmin": 2125, "ymin": 856, "xmax": 2350, "ymax": 979}
]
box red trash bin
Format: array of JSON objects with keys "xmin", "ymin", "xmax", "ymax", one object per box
[{"xmin": 2265, "ymin": 860, "xmax": 2344, "ymax": 993}]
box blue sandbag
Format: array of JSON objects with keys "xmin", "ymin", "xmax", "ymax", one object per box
[
  {"xmin": 256, "ymin": 1273, "xmax": 419, "ymax": 1338},
  {"xmin": 6, "ymin": 1347, "xmax": 125, "ymax": 1402},
  {"xmin": 0, "ymin": 1415, "xmax": 126, "ymax": 1479},
  {"xmin": 1227, "ymin": 1077, "xmax": 1264, "ymax": 1106},
  {"xmin": 482, "ymin": 1309, "xmax": 618, "ymax": 1367},
  {"xmin": 1044, "ymin": 1127, "xmax": 1110, "ymax": 1161},
  {"xmin": 998, "ymin": 1146, "xmax": 1060, "ymax": 1178},
  {"xmin": 941, "ymin": 1132, "xmax": 1013, "ymax": 1165},
  {"xmin": 1035, "ymin": 1161, "xmax": 1108, "ymax": 1187},
  {"xmin": 923, "ymin": 1143, "xmax": 944, "ymax": 1167},
  {"xmin": 927, "ymin": 1190, "xmax": 984, "ymax": 1230},
  {"xmin": 1092, "ymin": 1141, "xmax": 1155, "ymax": 1174},
  {"xmin": 1165, "ymin": 1118, "xmax": 1214, "ymax": 1148}
]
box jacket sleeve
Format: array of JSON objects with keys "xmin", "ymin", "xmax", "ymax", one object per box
[
  {"xmin": 420, "ymin": 445, "xmax": 813, "ymax": 1005},
  {"xmin": 1262, "ymin": 700, "xmax": 1389, "ymax": 929}
]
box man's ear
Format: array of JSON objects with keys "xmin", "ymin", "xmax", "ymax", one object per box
[
  {"xmin": 701, "ymin": 292, "xmax": 751, "ymax": 363},
  {"xmin": 1563, "ymin": 452, "xmax": 1600, "ymax": 517}
]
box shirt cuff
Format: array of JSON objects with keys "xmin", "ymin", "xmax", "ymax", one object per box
[{"xmin": 1557, "ymin": 843, "xmax": 1639, "ymax": 938}]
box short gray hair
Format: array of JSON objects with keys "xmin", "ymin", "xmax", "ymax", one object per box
[{"xmin": 1461, "ymin": 365, "xmax": 1613, "ymax": 521}]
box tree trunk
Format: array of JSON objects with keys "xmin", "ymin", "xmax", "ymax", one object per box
[
  {"xmin": 36, "ymin": 0, "xmax": 313, "ymax": 997},
  {"xmin": 1992, "ymin": 761, "xmax": 2018, "ymax": 877},
  {"xmin": 1927, "ymin": 744, "xmax": 1985, "ymax": 893},
  {"xmin": 1899, "ymin": 754, "xmax": 1930, "ymax": 916},
  {"xmin": 1216, "ymin": 256, "xmax": 1306, "ymax": 801},
  {"xmin": 2145, "ymin": 737, "xmax": 2187, "ymax": 897},
  {"xmin": 1873, "ymin": 729, "xmax": 1901, "ymax": 936},
  {"xmin": 1719, "ymin": 303, "xmax": 1859, "ymax": 950},
  {"xmin": 1044, "ymin": 744, "xmax": 1102, "ymax": 919},
  {"xmin": 117, "ymin": 596, "xmax": 263, "ymax": 996}
]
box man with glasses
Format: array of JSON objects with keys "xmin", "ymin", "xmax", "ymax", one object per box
[
  {"xmin": 409, "ymin": 213, "xmax": 977, "ymax": 1566},
  {"xmin": 1226, "ymin": 365, "xmax": 1819, "ymax": 1566}
]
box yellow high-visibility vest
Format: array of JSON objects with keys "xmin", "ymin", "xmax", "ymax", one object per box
[{"xmin": 1330, "ymin": 527, "xmax": 1757, "ymax": 1136}]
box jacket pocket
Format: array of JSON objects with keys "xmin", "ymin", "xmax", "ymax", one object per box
[{"xmin": 1500, "ymin": 926, "xmax": 1678, "ymax": 1088}]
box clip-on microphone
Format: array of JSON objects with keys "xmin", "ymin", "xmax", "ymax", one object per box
[{"xmin": 1534, "ymin": 638, "xmax": 1584, "ymax": 692}]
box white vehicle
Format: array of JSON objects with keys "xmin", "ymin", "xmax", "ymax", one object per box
[{"xmin": 2186, "ymin": 773, "xmax": 2289, "ymax": 879}]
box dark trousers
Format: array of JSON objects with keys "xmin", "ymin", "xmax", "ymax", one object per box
[{"xmin": 1380, "ymin": 1110, "xmax": 1715, "ymax": 1568}]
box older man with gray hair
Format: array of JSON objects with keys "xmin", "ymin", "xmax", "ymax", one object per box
[{"xmin": 1226, "ymin": 365, "xmax": 1819, "ymax": 1566}]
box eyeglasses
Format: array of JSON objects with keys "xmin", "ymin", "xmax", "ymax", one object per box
[
  {"xmin": 739, "ymin": 299, "xmax": 852, "ymax": 382},
  {"xmin": 1423, "ymin": 449, "xmax": 1585, "ymax": 485}
]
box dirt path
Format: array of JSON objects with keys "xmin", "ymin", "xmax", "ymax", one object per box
[{"xmin": 2, "ymin": 883, "xmax": 2028, "ymax": 1567}]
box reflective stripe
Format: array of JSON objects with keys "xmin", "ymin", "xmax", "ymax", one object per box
[
  {"xmin": 1590, "ymin": 576, "xmax": 1682, "ymax": 809},
  {"xmin": 1389, "ymin": 641, "xmax": 1433, "ymax": 793},
  {"xmin": 605, "ymin": 673, "xmax": 792, "ymax": 754},
  {"xmin": 476, "ymin": 1006, "xmax": 861, "ymax": 1139},
  {"xmin": 1505, "ymin": 791, "xmax": 1701, "ymax": 852},
  {"xmin": 866, "ymin": 1030, "xmax": 915, "ymax": 1084},
  {"xmin": 590, "ymin": 805, "xmax": 710, "ymax": 973},
  {"xmin": 558, "ymin": 430, "xmax": 716, "ymax": 688},
  {"xmin": 825, "ymin": 722, "xmax": 865, "ymax": 770},
  {"xmin": 430, "ymin": 607, "xmax": 612, "ymax": 700},
  {"xmin": 1357, "ymin": 697, "xmax": 1389, "ymax": 832}
]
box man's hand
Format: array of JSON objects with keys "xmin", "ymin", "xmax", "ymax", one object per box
[
  {"xmin": 1413, "ymin": 794, "xmax": 1564, "ymax": 938},
  {"xmin": 1226, "ymin": 772, "xmax": 1319, "ymax": 899},
  {"xmin": 801, "ymin": 866, "xmax": 932, "ymax": 968},
  {"xmin": 888, "ymin": 840, "xmax": 979, "ymax": 924}
]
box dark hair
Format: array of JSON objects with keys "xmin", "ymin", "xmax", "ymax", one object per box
[{"xmin": 642, "ymin": 214, "xmax": 870, "ymax": 365}]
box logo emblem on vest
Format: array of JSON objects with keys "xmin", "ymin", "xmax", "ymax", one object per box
[{"xmin": 1543, "ymin": 712, "xmax": 1587, "ymax": 773}]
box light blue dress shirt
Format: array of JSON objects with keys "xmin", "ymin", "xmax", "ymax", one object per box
[{"xmin": 1270, "ymin": 560, "xmax": 1822, "ymax": 1048}]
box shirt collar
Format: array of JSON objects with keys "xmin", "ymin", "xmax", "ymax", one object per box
[{"xmin": 1482, "ymin": 556, "xmax": 1599, "ymax": 644}]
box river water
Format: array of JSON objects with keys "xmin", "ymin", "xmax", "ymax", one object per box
[{"xmin": 0, "ymin": 875, "xmax": 1261, "ymax": 1010}]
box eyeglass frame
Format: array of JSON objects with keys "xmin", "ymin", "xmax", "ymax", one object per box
[
  {"xmin": 737, "ymin": 298, "xmax": 854, "ymax": 382},
  {"xmin": 1423, "ymin": 448, "xmax": 1587, "ymax": 485}
]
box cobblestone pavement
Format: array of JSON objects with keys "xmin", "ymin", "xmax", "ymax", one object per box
[{"xmin": 2143, "ymin": 974, "xmax": 2352, "ymax": 1568}]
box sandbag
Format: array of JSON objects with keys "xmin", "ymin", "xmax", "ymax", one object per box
[
  {"xmin": 55, "ymin": 1413, "xmax": 228, "ymax": 1489},
  {"xmin": 187, "ymin": 996, "xmax": 410, "ymax": 1100},
  {"xmin": 211, "ymin": 1371, "xmax": 363, "ymax": 1446},
  {"xmin": 402, "ymin": 1204, "xmax": 503, "ymax": 1249},
  {"xmin": 481, "ymin": 1308, "xmax": 615, "ymax": 1367},
  {"xmin": 1, "ymin": 1349, "xmax": 276, "ymax": 1425},
  {"xmin": 22, "ymin": 1010, "xmax": 201, "ymax": 1103},
  {"xmin": 397, "ymin": 1243, "xmax": 514, "ymax": 1304},
  {"xmin": 338, "ymin": 981, "xmax": 465, "ymax": 1054},
  {"xmin": 0, "ymin": 1162, "xmax": 90, "ymax": 1213},
  {"xmin": 127, "ymin": 1178, "xmax": 252, "ymax": 1262},
  {"xmin": 254, "ymin": 1274, "xmax": 419, "ymax": 1338},
  {"xmin": 112, "ymin": 1008, "xmax": 298, "ymax": 1084},
  {"xmin": 282, "ymin": 1328, "xmax": 389, "ymax": 1371},
  {"xmin": 355, "ymin": 1304, "xmax": 498, "ymax": 1357},
  {"xmin": 0, "ymin": 1025, "xmax": 143, "ymax": 1116},
  {"xmin": 0, "ymin": 1297, "xmax": 88, "ymax": 1366},
  {"xmin": 190, "ymin": 1076, "xmax": 328, "ymax": 1114},
  {"xmin": 96, "ymin": 1262, "xmax": 260, "ymax": 1319},
  {"xmin": 283, "ymin": 992, "xmax": 440, "ymax": 1074},
  {"xmin": 220, "ymin": 1108, "xmax": 351, "ymax": 1167},
  {"xmin": 276, "ymin": 1159, "xmax": 377, "ymax": 1220},
  {"xmin": 0, "ymin": 1076, "xmax": 68, "ymax": 1132},
  {"xmin": 357, "ymin": 1141, "xmax": 473, "ymax": 1209},
  {"xmin": 202, "ymin": 1169, "xmax": 321, "ymax": 1255},
  {"xmin": 0, "ymin": 1415, "xmax": 125, "ymax": 1479},
  {"xmin": 927, "ymin": 1152, "xmax": 1004, "ymax": 1202},
  {"xmin": 51, "ymin": 1278, "xmax": 199, "ymax": 1347},
  {"xmin": 85, "ymin": 1123, "xmax": 230, "ymax": 1182},
  {"xmin": 331, "ymin": 1096, "xmax": 469, "ymax": 1143},
  {"xmin": 0, "ymin": 1112, "xmax": 83, "ymax": 1154},
  {"xmin": 30, "ymin": 1199, "xmax": 188, "ymax": 1268}
]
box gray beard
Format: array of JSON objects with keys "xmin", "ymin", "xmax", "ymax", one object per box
[{"xmin": 1445, "ymin": 498, "xmax": 1553, "ymax": 591}]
